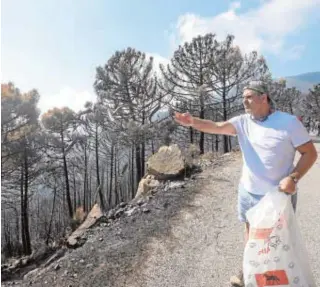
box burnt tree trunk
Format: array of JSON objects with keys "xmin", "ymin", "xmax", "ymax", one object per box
[
  {"xmin": 61, "ymin": 131, "xmax": 73, "ymax": 218},
  {"xmin": 108, "ymin": 144, "xmax": 114, "ymax": 206},
  {"xmin": 21, "ymin": 149, "xmax": 31, "ymax": 255},
  {"xmin": 135, "ymin": 144, "xmax": 142, "ymax": 187},
  {"xmin": 46, "ymin": 184, "xmax": 57, "ymax": 245}
]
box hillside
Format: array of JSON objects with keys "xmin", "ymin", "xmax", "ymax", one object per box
[{"xmin": 284, "ymin": 71, "xmax": 320, "ymax": 92}]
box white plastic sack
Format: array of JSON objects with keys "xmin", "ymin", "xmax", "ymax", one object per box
[{"xmin": 243, "ymin": 189, "xmax": 316, "ymax": 286}]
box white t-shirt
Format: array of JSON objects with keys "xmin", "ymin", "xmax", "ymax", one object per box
[{"xmin": 228, "ymin": 111, "xmax": 311, "ymax": 195}]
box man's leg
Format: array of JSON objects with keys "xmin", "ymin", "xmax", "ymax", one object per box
[
  {"xmin": 245, "ymin": 222, "xmax": 250, "ymax": 244},
  {"xmin": 230, "ymin": 223, "xmax": 248, "ymax": 286},
  {"xmin": 232, "ymin": 223, "xmax": 250, "ymax": 285},
  {"xmin": 231, "ymin": 187, "xmax": 265, "ymax": 286},
  {"xmin": 230, "ymin": 186, "xmax": 252, "ymax": 286}
]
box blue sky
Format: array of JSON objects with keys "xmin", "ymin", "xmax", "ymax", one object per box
[{"xmin": 2, "ymin": 0, "xmax": 320, "ymax": 113}]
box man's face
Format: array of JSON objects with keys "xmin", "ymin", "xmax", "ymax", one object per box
[{"xmin": 242, "ymin": 89, "xmax": 267, "ymax": 115}]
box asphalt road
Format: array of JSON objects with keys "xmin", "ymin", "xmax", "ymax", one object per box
[
  {"xmin": 127, "ymin": 140, "xmax": 320, "ymax": 287},
  {"xmin": 295, "ymin": 139, "xmax": 320, "ymax": 284}
]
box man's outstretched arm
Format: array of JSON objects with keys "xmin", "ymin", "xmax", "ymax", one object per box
[
  {"xmin": 191, "ymin": 117, "xmax": 237, "ymax": 136},
  {"xmin": 174, "ymin": 112, "xmax": 237, "ymax": 136}
]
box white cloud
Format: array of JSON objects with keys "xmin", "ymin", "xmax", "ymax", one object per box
[
  {"xmin": 172, "ymin": 0, "xmax": 320, "ymax": 56},
  {"xmin": 38, "ymin": 87, "xmax": 96, "ymax": 114}
]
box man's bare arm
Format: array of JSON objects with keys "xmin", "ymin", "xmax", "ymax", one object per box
[
  {"xmin": 290, "ymin": 141, "xmax": 318, "ymax": 180},
  {"xmin": 174, "ymin": 112, "xmax": 237, "ymax": 136},
  {"xmin": 191, "ymin": 117, "xmax": 237, "ymax": 136},
  {"xmin": 280, "ymin": 140, "xmax": 318, "ymax": 193}
]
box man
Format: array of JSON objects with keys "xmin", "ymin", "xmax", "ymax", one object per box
[{"xmin": 174, "ymin": 81, "xmax": 318, "ymax": 286}]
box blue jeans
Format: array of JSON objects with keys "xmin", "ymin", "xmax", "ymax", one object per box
[{"xmin": 237, "ymin": 185, "xmax": 298, "ymax": 223}]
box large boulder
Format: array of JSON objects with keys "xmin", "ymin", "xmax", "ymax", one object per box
[
  {"xmin": 135, "ymin": 175, "xmax": 161, "ymax": 199},
  {"xmin": 67, "ymin": 203, "xmax": 102, "ymax": 248},
  {"xmin": 184, "ymin": 143, "xmax": 201, "ymax": 167},
  {"xmin": 147, "ymin": 144, "xmax": 186, "ymax": 180}
]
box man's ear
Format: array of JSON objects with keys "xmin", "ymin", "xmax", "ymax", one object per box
[{"xmin": 262, "ymin": 94, "xmax": 269, "ymax": 104}]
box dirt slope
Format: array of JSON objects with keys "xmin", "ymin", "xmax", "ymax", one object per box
[{"xmin": 3, "ymin": 141, "xmax": 319, "ymax": 287}]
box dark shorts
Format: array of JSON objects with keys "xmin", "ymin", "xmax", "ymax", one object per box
[{"xmin": 238, "ymin": 185, "xmax": 298, "ymax": 223}]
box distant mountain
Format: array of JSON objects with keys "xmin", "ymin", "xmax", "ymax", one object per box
[
  {"xmin": 286, "ymin": 72, "xmax": 320, "ymax": 83},
  {"xmin": 283, "ymin": 71, "xmax": 320, "ymax": 93}
]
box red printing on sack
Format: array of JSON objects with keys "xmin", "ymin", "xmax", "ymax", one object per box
[{"xmin": 255, "ymin": 270, "xmax": 289, "ymax": 286}]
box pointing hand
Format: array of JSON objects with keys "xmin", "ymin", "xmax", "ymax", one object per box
[{"xmin": 174, "ymin": 112, "xmax": 194, "ymax": 127}]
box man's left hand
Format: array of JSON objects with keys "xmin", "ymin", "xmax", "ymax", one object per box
[{"xmin": 278, "ymin": 176, "xmax": 296, "ymax": 194}]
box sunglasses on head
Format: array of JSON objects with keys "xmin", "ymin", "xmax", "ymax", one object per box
[{"xmin": 243, "ymin": 87, "xmax": 266, "ymax": 95}]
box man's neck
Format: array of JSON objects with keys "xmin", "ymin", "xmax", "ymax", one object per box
[{"xmin": 251, "ymin": 107, "xmax": 273, "ymax": 122}]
